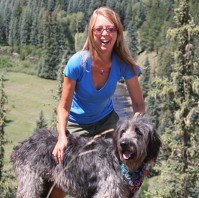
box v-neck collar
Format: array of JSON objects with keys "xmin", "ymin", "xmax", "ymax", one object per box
[{"xmin": 90, "ymin": 57, "xmax": 113, "ymax": 92}]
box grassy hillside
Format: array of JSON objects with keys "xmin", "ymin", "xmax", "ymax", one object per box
[{"xmin": 3, "ymin": 72, "xmax": 57, "ymax": 169}]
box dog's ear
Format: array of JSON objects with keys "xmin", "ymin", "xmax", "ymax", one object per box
[
  {"xmin": 144, "ymin": 124, "xmax": 162, "ymax": 164},
  {"xmin": 113, "ymin": 125, "xmax": 120, "ymax": 152}
]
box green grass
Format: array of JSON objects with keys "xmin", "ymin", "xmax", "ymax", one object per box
[
  {"xmin": 0, "ymin": 45, "xmax": 43, "ymax": 75},
  {"xmin": 3, "ymin": 72, "xmax": 57, "ymax": 170},
  {"xmin": 0, "ymin": 55, "xmax": 39, "ymax": 75}
]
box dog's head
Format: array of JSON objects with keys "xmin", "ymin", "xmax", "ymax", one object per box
[{"xmin": 113, "ymin": 117, "xmax": 161, "ymax": 171}]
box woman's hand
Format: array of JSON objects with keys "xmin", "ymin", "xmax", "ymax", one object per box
[
  {"xmin": 54, "ymin": 77, "xmax": 76, "ymax": 164},
  {"xmin": 134, "ymin": 112, "xmax": 144, "ymax": 117},
  {"xmin": 52, "ymin": 135, "xmax": 68, "ymax": 164}
]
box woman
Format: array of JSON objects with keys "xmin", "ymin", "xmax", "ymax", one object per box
[{"xmin": 51, "ymin": 6, "xmax": 145, "ymax": 197}]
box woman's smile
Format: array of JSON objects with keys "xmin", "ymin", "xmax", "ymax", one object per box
[{"xmin": 93, "ymin": 15, "xmax": 117, "ymax": 54}]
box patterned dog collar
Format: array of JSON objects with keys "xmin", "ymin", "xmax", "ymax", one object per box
[{"xmin": 120, "ymin": 163, "xmax": 147, "ymax": 194}]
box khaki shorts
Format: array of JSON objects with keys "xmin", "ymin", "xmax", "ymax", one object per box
[{"xmin": 67, "ymin": 110, "xmax": 119, "ymax": 138}]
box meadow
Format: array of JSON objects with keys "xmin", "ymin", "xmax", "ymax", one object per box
[{"xmin": 3, "ymin": 72, "xmax": 57, "ymax": 171}]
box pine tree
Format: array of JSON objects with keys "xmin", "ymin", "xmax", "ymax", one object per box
[
  {"xmin": 139, "ymin": 0, "xmax": 171, "ymax": 53},
  {"xmin": 30, "ymin": 14, "xmax": 39, "ymax": 46},
  {"xmin": 67, "ymin": 0, "xmax": 79, "ymax": 14},
  {"xmin": 57, "ymin": 0, "xmax": 69, "ymax": 11},
  {"xmin": 8, "ymin": 0, "xmax": 22, "ymax": 46},
  {"xmin": 0, "ymin": 0, "xmax": 12, "ymax": 45},
  {"xmin": 20, "ymin": 7, "xmax": 32, "ymax": 45},
  {"xmin": 167, "ymin": 1, "xmax": 199, "ymax": 196},
  {"xmin": 37, "ymin": 11, "xmax": 44, "ymax": 48},
  {"xmin": 139, "ymin": 57, "xmax": 161, "ymax": 127},
  {"xmin": 0, "ymin": 14, "xmax": 6, "ymax": 45},
  {"xmin": 137, "ymin": 0, "xmax": 146, "ymax": 28},
  {"xmin": 126, "ymin": 20, "xmax": 138, "ymax": 58},
  {"xmin": 0, "ymin": 74, "xmax": 7, "ymax": 180},
  {"xmin": 123, "ymin": 0, "xmax": 132, "ymax": 29},
  {"xmin": 38, "ymin": 10, "xmax": 62, "ymax": 80},
  {"xmin": 140, "ymin": 57, "xmax": 151, "ymax": 98},
  {"xmin": 48, "ymin": 0, "xmax": 56, "ymax": 12},
  {"xmin": 33, "ymin": 110, "xmax": 48, "ymax": 133},
  {"xmin": 147, "ymin": 0, "xmax": 199, "ymax": 197}
]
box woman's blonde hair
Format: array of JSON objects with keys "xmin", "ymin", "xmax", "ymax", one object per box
[{"xmin": 82, "ymin": 7, "xmax": 139, "ymax": 74}]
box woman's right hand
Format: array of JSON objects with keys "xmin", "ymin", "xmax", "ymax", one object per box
[
  {"xmin": 54, "ymin": 76, "xmax": 76, "ymax": 163},
  {"xmin": 52, "ymin": 135, "xmax": 68, "ymax": 164}
]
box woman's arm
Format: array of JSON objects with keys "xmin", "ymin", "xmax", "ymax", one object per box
[
  {"xmin": 52, "ymin": 76, "xmax": 76, "ymax": 163},
  {"xmin": 126, "ymin": 76, "xmax": 145, "ymax": 116}
]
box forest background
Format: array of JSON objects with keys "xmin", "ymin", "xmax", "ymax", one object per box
[{"xmin": 0, "ymin": 0, "xmax": 198, "ymax": 197}]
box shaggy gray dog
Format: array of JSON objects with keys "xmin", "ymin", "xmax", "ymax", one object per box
[{"xmin": 11, "ymin": 117, "xmax": 161, "ymax": 198}]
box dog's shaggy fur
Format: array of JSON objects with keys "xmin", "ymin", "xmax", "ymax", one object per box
[{"xmin": 11, "ymin": 117, "xmax": 161, "ymax": 198}]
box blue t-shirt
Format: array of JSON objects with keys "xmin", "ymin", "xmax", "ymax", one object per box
[{"xmin": 64, "ymin": 50, "xmax": 140, "ymax": 124}]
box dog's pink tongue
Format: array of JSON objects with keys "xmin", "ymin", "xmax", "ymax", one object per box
[{"xmin": 123, "ymin": 151, "xmax": 132, "ymax": 160}]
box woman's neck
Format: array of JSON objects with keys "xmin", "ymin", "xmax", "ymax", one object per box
[{"xmin": 93, "ymin": 51, "xmax": 112, "ymax": 66}]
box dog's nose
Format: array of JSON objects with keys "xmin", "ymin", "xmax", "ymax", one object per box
[{"xmin": 120, "ymin": 140, "xmax": 129, "ymax": 149}]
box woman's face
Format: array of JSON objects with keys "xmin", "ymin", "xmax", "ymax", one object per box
[{"xmin": 92, "ymin": 15, "xmax": 117, "ymax": 55}]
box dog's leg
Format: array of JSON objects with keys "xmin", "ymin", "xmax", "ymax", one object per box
[
  {"xmin": 15, "ymin": 168, "xmax": 46, "ymax": 198},
  {"xmin": 93, "ymin": 177, "xmax": 130, "ymax": 198}
]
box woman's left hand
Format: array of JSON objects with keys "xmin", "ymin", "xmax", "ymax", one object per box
[{"xmin": 134, "ymin": 112, "xmax": 144, "ymax": 117}]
